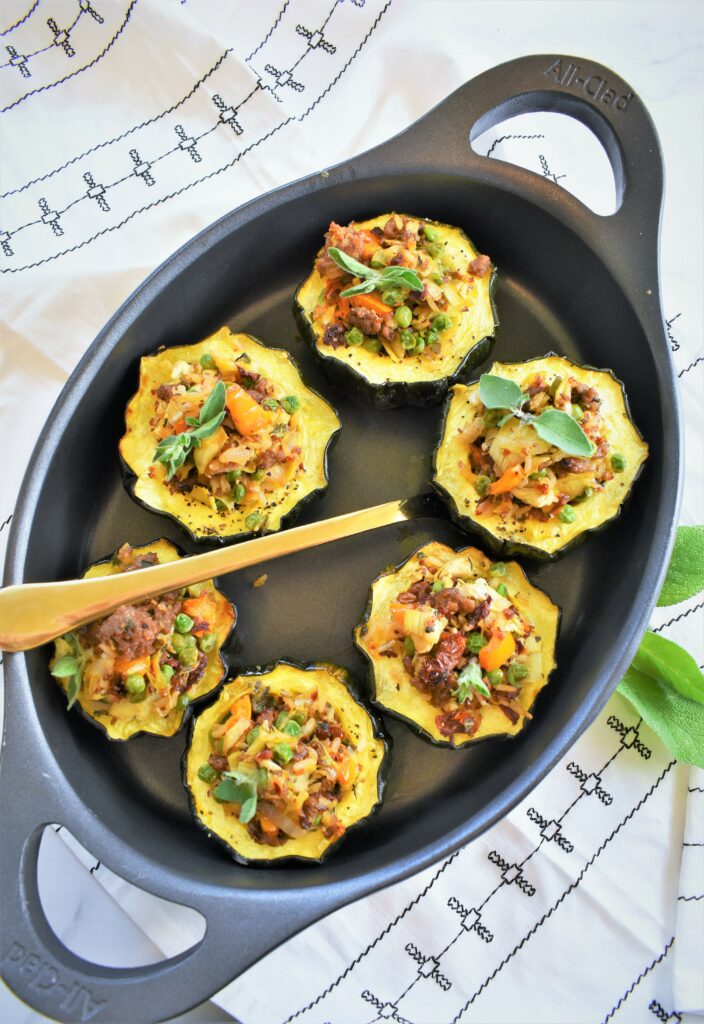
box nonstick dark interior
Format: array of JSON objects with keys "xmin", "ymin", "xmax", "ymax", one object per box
[{"xmin": 2, "ymin": 56, "xmax": 679, "ymax": 1024}]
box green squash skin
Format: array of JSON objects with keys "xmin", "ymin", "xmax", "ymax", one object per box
[
  {"xmin": 182, "ymin": 659, "xmax": 392, "ymax": 867},
  {"xmin": 353, "ymin": 544, "xmax": 561, "ymax": 748},
  {"xmin": 431, "ymin": 355, "xmax": 649, "ymax": 561},
  {"xmin": 293, "ymin": 217, "xmax": 498, "ymax": 409},
  {"xmin": 119, "ymin": 333, "xmax": 342, "ymax": 546},
  {"xmin": 49, "ymin": 539, "xmax": 236, "ymax": 742}
]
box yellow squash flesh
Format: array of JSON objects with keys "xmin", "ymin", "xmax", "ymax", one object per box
[
  {"xmin": 295, "ymin": 214, "xmax": 496, "ymax": 403},
  {"xmin": 50, "ymin": 540, "xmax": 235, "ymax": 740},
  {"xmin": 433, "ymin": 356, "xmax": 649, "ymax": 558},
  {"xmin": 354, "ymin": 542, "xmax": 560, "ymax": 746},
  {"xmin": 119, "ymin": 328, "xmax": 341, "ymax": 542},
  {"xmin": 185, "ymin": 662, "xmax": 388, "ymax": 863}
]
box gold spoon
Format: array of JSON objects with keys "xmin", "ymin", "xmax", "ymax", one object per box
[{"xmin": 0, "ymin": 494, "xmax": 440, "ymax": 653}]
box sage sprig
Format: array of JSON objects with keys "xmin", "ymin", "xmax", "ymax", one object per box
[
  {"xmin": 213, "ymin": 767, "xmax": 267, "ymax": 823},
  {"xmin": 327, "ymin": 247, "xmax": 422, "ymax": 298},
  {"xmin": 50, "ymin": 632, "xmax": 86, "ymax": 709},
  {"xmin": 153, "ymin": 380, "xmax": 227, "ymax": 480},
  {"xmin": 617, "ymin": 525, "xmax": 704, "ymax": 768},
  {"xmin": 453, "ymin": 659, "xmax": 490, "ymax": 702},
  {"xmin": 479, "ymin": 373, "xmax": 595, "ymax": 458}
]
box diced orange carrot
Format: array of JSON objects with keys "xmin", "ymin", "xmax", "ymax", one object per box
[
  {"xmin": 225, "ymin": 384, "xmax": 272, "ymax": 435},
  {"xmin": 351, "ymin": 293, "xmax": 393, "ymax": 316},
  {"xmin": 259, "ymin": 815, "xmax": 279, "ymax": 836},
  {"xmin": 336, "ymin": 756, "xmax": 356, "ymax": 787},
  {"xmin": 488, "ymin": 464, "xmax": 526, "ymax": 495},
  {"xmin": 172, "ymin": 417, "xmax": 189, "ymax": 434},
  {"xmin": 182, "ymin": 593, "xmax": 216, "ymax": 632},
  {"xmin": 479, "ymin": 631, "xmax": 516, "ymax": 672},
  {"xmin": 114, "ymin": 655, "xmax": 150, "ymax": 677},
  {"xmin": 337, "ymin": 297, "xmax": 350, "ymax": 318},
  {"xmin": 390, "ymin": 602, "xmax": 406, "ymax": 628},
  {"xmin": 229, "ymin": 695, "xmax": 251, "ymax": 722}
]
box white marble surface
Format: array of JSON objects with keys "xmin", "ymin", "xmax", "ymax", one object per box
[{"xmin": 1, "ymin": 1, "xmax": 702, "ymax": 1022}]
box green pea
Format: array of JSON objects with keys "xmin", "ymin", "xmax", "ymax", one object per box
[
  {"xmin": 380, "ymin": 289, "xmax": 403, "ymax": 305},
  {"xmin": 293, "ymin": 711, "xmax": 306, "ymax": 725},
  {"xmin": 281, "ymin": 395, "xmax": 300, "ymax": 415},
  {"xmin": 400, "ymin": 329, "xmax": 416, "ymax": 351},
  {"xmin": 171, "ymin": 632, "xmax": 188, "ymax": 652},
  {"xmin": 198, "ymin": 632, "xmax": 217, "ymax": 653},
  {"xmin": 425, "ymin": 329, "xmax": 439, "ymax": 345},
  {"xmin": 549, "ymin": 376, "xmax": 563, "ymax": 398},
  {"xmin": 572, "ymin": 404, "xmax": 584, "ymax": 421},
  {"xmin": 175, "ymin": 612, "xmax": 194, "ymax": 634},
  {"xmin": 404, "ymin": 636, "xmax": 415, "ymax": 657},
  {"xmin": 129, "ymin": 689, "xmax": 148, "ymax": 703},
  {"xmin": 245, "ymin": 511, "xmax": 265, "ymax": 530},
  {"xmin": 559, "ymin": 504, "xmax": 576, "ymax": 523},
  {"xmin": 466, "ymin": 632, "xmax": 487, "ymax": 654},
  {"xmin": 250, "ymin": 467, "xmax": 266, "ymax": 481},
  {"xmin": 199, "ymin": 353, "xmax": 216, "ymax": 369},
  {"xmin": 273, "ymin": 742, "xmax": 293, "ymax": 765},
  {"xmin": 198, "ymin": 764, "xmax": 217, "ymax": 783},
  {"xmin": 275, "ymin": 711, "xmax": 288, "ymax": 729},
  {"xmin": 432, "ymin": 313, "xmax": 452, "ymax": 331},
  {"xmin": 528, "ymin": 469, "xmax": 548, "ymax": 480},
  {"xmin": 345, "ymin": 327, "xmax": 364, "ymax": 347},
  {"xmin": 611, "ymin": 453, "xmax": 627, "ymax": 472},
  {"xmin": 161, "ymin": 664, "xmax": 175, "ymax": 683},
  {"xmin": 233, "ymin": 483, "xmax": 246, "ymax": 502},
  {"xmin": 178, "ymin": 694, "xmax": 190, "ymax": 709},
  {"xmin": 432, "ymin": 580, "xmax": 443, "ymax": 592},
  {"xmin": 422, "ymin": 224, "xmax": 438, "ymax": 242},
  {"xmin": 282, "ymin": 720, "xmax": 301, "ymax": 737},
  {"xmin": 394, "ymin": 305, "xmax": 413, "ymax": 328},
  {"xmin": 363, "ymin": 337, "xmax": 382, "ymax": 354},
  {"xmin": 507, "ymin": 662, "xmax": 529, "ymax": 684},
  {"xmin": 246, "ymin": 726, "xmax": 261, "ymax": 745},
  {"xmin": 475, "ymin": 475, "xmax": 490, "ymax": 497},
  {"xmin": 490, "ymin": 562, "xmax": 508, "ymax": 576},
  {"xmin": 125, "ymin": 674, "xmax": 146, "ymax": 695},
  {"xmin": 487, "ymin": 669, "xmax": 504, "ymax": 686},
  {"xmin": 262, "ymin": 398, "xmax": 279, "ymax": 411},
  {"xmin": 413, "ymin": 336, "xmax": 426, "ymax": 355},
  {"xmin": 179, "ymin": 646, "xmax": 199, "ymax": 669},
  {"xmin": 227, "ymin": 469, "xmax": 242, "ymax": 482},
  {"xmin": 496, "ymin": 583, "xmax": 509, "ymax": 598}
]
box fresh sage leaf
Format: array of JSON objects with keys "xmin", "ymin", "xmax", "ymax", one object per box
[
  {"xmin": 632, "ymin": 630, "xmax": 704, "ymax": 706},
  {"xmin": 153, "ymin": 380, "xmax": 227, "ymax": 478},
  {"xmin": 199, "ymin": 380, "xmax": 226, "ymax": 423},
  {"xmin": 479, "ymin": 374, "xmax": 523, "ymax": 411},
  {"xmin": 618, "ymin": 665, "xmax": 704, "ymax": 769},
  {"xmin": 215, "ymin": 768, "xmax": 264, "ymax": 824},
  {"xmin": 66, "ymin": 672, "xmax": 82, "ymax": 710},
  {"xmin": 380, "ymin": 266, "xmax": 423, "ymax": 291},
  {"xmin": 532, "ymin": 408, "xmax": 595, "ymax": 457},
  {"xmin": 339, "ymin": 279, "xmax": 377, "ymax": 297},
  {"xmin": 50, "ymin": 655, "xmax": 80, "ymax": 678},
  {"xmin": 327, "ymin": 247, "xmax": 374, "ymax": 279},
  {"xmin": 658, "ymin": 525, "xmax": 704, "ymax": 606}
]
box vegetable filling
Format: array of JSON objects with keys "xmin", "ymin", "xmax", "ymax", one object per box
[
  {"xmin": 51, "ymin": 544, "xmax": 224, "ymax": 721},
  {"xmin": 382, "ymin": 551, "xmax": 538, "ymax": 739},
  {"xmin": 150, "ymin": 341, "xmax": 305, "ymax": 525},
  {"xmin": 311, "ymin": 214, "xmax": 492, "ymax": 361},
  {"xmin": 465, "ymin": 371, "xmax": 616, "ymax": 524},
  {"xmin": 198, "ymin": 683, "xmax": 364, "ymax": 847}
]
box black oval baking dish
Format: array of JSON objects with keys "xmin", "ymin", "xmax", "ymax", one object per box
[{"xmin": 0, "ymin": 55, "xmax": 680, "ymax": 1023}]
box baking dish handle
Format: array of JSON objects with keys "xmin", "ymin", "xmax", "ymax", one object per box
[
  {"xmin": 0, "ymin": 716, "xmax": 337, "ymax": 1024},
  {"xmin": 371, "ymin": 54, "xmax": 663, "ymax": 267}
]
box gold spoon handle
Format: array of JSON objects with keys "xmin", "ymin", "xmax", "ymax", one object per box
[{"xmin": 0, "ymin": 494, "xmax": 439, "ymax": 652}]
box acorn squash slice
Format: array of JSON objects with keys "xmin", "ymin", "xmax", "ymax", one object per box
[
  {"xmin": 294, "ymin": 213, "xmax": 496, "ymax": 407},
  {"xmin": 432, "ymin": 355, "xmax": 649, "ymax": 559},
  {"xmin": 49, "ymin": 540, "xmax": 235, "ymax": 741},
  {"xmin": 354, "ymin": 542, "xmax": 559, "ymax": 747},
  {"xmin": 184, "ymin": 661, "xmax": 389, "ymax": 864},
  {"xmin": 119, "ymin": 327, "xmax": 341, "ymax": 543}
]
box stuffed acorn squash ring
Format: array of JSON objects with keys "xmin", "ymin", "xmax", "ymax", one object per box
[
  {"xmin": 184, "ymin": 661, "xmax": 389, "ymax": 864},
  {"xmin": 294, "ymin": 213, "xmax": 496, "ymax": 407},
  {"xmin": 49, "ymin": 540, "xmax": 235, "ymax": 740},
  {"xmin": 433, "ymin": 355, "xmax": 649, "ymax": 559},
  {"xmin": 120, "ymin": 327, "xmax": 341, "ymax": 543},
  {"xmin": 354, "ymin": 542, "xmax": 559, "ymax": 747}
]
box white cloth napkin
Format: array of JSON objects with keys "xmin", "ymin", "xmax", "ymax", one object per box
[{"xmin": 1, "ymin": 2, "xmax": 702, "ymax": 1022}]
